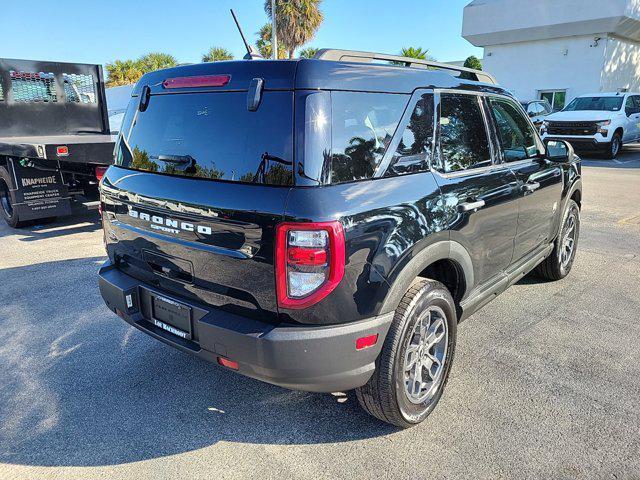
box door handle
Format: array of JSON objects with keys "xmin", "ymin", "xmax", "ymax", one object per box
[
  {"xmin": 523, "ymin": 181, "xmax": 540, "ymax": 193},
  {"xmin": 458, "ymin": 199, "xmax": 486, "ymax": 212}
]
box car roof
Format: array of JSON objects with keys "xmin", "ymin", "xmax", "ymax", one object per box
[{"xmin": 131, "ymin": 58, "xmax": 509, "ymax": 97}]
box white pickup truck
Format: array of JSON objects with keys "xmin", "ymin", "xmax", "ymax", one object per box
[{"xmin": 541, "ymin": 92, "xmax": 640, "ymax": 159}]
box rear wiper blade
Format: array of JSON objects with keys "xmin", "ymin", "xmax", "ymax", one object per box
[
  {"xmin": 150, "ymin": 154, "xmax": 197, "ymax": 172},
  {"xmin": 150, "ymin": 154, "xmax": 196, "ymax": 165}
]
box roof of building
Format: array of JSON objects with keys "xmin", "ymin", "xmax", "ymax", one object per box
[{"xmin": 463, "ymin": 0, "xmax": 640, "ymax": 46}]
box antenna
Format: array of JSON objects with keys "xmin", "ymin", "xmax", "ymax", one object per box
[{"xmin": 230, "ymin": 9, "xmax": 263, "ymax": 60}]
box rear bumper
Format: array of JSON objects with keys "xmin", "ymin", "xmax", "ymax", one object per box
[{"xmin": 98, "ymin": 261, "xmax": 392, "ymax": 392}]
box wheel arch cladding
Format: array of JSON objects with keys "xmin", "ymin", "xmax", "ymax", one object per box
[{"xmin": 380, "ymin": 240, "xmax": 474, "ymax": 318}]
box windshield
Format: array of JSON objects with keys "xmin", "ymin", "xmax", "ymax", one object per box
[
  {"xmin": 563, "ymin": 96, "xmax": 623, "ymax": 112},
  {"xmin": 116, "ymin": 91, "xmax": 294, "ymax": 185}
]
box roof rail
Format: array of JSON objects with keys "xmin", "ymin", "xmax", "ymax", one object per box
[{"xmin": 313, "ymin": 49, "xmax": 498, "ymax": 85}]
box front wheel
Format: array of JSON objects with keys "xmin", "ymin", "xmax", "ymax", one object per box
[
  {"xmin": 536, "ymin": 199, "xmax": 580, "ymax": 280},
  {"xmin": 605, "ymin": 132, "xmax": 622, "ymax": 159},
  {"xmin": 355, "ymin": 279, "xmax": 457, "ymax": 428}
]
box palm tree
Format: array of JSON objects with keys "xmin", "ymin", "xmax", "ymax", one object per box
[
  {"xmin": 264, "ymin": 0, "xmax": 323, "ymax": 59},
  {"xmin": 298, "ymin": 47, "xmax": 320, "ymax": 59},
  {"xmin": 256, "ymin": 23, "xmax": 286, "ymax": 59},
  {"xmin": 202, "ymin": 47, "xmax": 234, "ymax": 62},
  {"xmin": 400, "ymin": 47, "xmax": 435, "ymax": 61},
  {"xmin": 106, "ymin": 53, "xmax": 177, "ymax": 87},
  {"xmin": 105, "ymin": 60, "xmax": 143, "ymax": 87},
  {"xmin": 137, "ymin": 52, "xmax": 178, "ymax": 72}
]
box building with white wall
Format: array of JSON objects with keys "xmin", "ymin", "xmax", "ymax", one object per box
[{"xmin": 462, "ymin": 0, "xmax": 640, "ymax": 109}]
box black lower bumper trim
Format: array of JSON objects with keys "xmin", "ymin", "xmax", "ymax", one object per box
[{"xmin": 98, "ymin": 261, "xmax": 393, "ymax": 392}]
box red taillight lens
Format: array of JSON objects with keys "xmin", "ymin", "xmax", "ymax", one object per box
[
  {"xmin": 162, "ymin": 74, "xmax": 230, "ymax": 89},
  {"xmin": 275, "ymin": 221, "xmax": 345, "ymax": 309},
  {"xmin": 95, "ymin": 166, "xmax": 108, "ymax": 182},
  {"xmin": 56, "ymin": 145, "xmax": 69, "ymax": 157}
]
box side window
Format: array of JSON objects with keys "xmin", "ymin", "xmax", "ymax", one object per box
[
  {"xmin": 385, "ymin": 93, "xmax": 434, "ymax": 176},
  {"xmin": 488, "ymin": 97, "xmax": 538, "ymax": 162},
  {"xmin": 330, "ymin": 92, "xmax": 407, "ymax": 184},
  {"xmin": 625, "ymin": 96, "xmax": 635, "ymax": 116},
  {"xmin": 438, "ymin": 93, "xmax": 492, "ymax": 173}
]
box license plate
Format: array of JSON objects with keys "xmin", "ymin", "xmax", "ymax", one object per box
[{"xmin": 151, "ymin": 295, "xmax": 192, "ymax": 340}]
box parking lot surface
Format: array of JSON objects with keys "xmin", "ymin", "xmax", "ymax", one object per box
[{"xmin": 1, "ymin": 149, "xmax": 639, "ymax": 480}]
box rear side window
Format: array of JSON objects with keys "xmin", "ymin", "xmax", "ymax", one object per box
[
  {"xmin": 385, "ymin": 93, "xmax": 434, "ymax": 177},
  {"xmin": 489, "ymin": 97, "xmax": 538, "ymax": 162},
  {"xmin": 330, "ymin": 92, "xmax": 407, "ymax": 184},
  {"xmin": 116, "ymin": 91, "xmax": 294, "ymax": 185},
  {"xmin": 437, "ymin": 93, "xmax": 491, "ymax": 173}
]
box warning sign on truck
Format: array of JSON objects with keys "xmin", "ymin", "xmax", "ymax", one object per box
[{"xmin": 7, "ymin": 159, "xmax": 72, "ymax": 220}]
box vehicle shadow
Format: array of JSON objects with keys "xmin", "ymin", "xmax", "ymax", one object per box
[
  {"xmin": 0, "ymin": 257, "xmax": 397, "ymax": 468},
  {"xmin": 579, "ymin": 145, "xmax": 640, "ymax": 168},
  {"xmin": 0, "ymin": 208, "xmax": 102, "ymax": 241}
]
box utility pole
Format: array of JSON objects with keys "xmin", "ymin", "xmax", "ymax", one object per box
[{"xmin": 271, "ymin": 0, "xmax": 278, "ymax": 59}]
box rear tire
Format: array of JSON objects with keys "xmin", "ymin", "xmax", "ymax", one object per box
[
  {"xmin": 605, "ymin": 132, "xmax": 622, "ymax": 159},
  {"xmin": 355, "ymin": 279, "xmax": 457, "ymax": 428},
  {"xmin": 0, "ymin": 166, "xmax": 26, "ymax": 228},
  {"xmin": 536, "ymin": 199, "xmax": 580, "ymax": 280}
]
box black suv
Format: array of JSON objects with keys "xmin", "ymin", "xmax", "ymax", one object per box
[{"xmin": 98, "ymin": 50, "xmax": 582, "ymax": 428}]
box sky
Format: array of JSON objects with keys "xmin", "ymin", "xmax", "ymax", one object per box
[{"xmin": 5, "ymin": 0, "xmax": 481, "ymax": 69}]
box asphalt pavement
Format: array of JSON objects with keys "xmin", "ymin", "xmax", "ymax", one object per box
[{"xmin": 0, "ymin": 148, "xmax": 639, "ymax": 480}]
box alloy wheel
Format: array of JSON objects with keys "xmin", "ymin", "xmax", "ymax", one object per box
[
  {"xmin": 403, "ymin": 306, "xmax": 449, "ymax": 404},
  {"xmin": 560, "ymin": 209, "xmax": 578, "ymax": 268}
]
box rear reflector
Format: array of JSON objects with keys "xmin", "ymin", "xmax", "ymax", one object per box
[
  {"xmin": 356, "ymin": 334, "xmax": 378, "ymax": 351},
  {"xmin": 56, "ymin": 145, "xmax": 69, "ymax": 157},
  {"xmin": 163, "ymin": 75, "xmax": 230, "ymax": 89},
  {"xmin": 95, "ymin": 166, "xmax": 108, "ymax": 182},
  {"xmin": 217, "ymin": 357, "xmax": 239, "ymax": 370}
]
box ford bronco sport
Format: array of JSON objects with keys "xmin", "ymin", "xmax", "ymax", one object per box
[{"xmin": 98, "ymin": 50, "xmax": 582, "ymax": 427}]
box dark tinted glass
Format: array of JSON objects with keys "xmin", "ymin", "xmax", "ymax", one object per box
[
  {"xmin": 563, "ymin": 96, "xmax": 623, "ymax": 112},
  {"xmin": 386, "ymin": 93, "xmax": 434, "ymax": 176},
  {"xmin": 489, "ymin": 97, "xmax": 538, "ymax": 162},
  {"xmin": 116, "ymin": 91, "xmax": 293, "ymax": 185},
  {"xmin": 330, "ymin": 91, "xmax": 407, "ymax": 184},
  {"xmin": 438, "ymin": 93, "xmax": 491, "ymax": 173}
]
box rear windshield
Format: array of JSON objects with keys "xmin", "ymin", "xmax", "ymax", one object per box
[
  {"xmin": 116, "ymin": 91, "xmax": 293, "ymax": 185},
  {"xmin": 563, "ymin": 96, "xmax": 623, "ymax": 112}
]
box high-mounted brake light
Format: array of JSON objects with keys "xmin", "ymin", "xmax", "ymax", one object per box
[
  {"xmin": 275, "ymin": 221, "xmax": 345, "ymax": 309},
  {"xmin": 162, "ymin": 74, "xmax": 230, "ymax": 89}
]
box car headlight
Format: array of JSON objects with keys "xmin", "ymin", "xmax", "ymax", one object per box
[{"xmin": 596, "ymin": 120, "xmax": 611, "ymax": 135}]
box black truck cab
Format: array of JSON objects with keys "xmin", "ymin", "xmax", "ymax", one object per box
[{"xmin": 98, "ymin": 50, "xmax": 582, "ymax": 427}]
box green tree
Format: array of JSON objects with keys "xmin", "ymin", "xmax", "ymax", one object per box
[
  {"xmin": 202, "ymin": 47, "xmax": 234, "ymax": 62},
  {"xmin": 264, "ymin": 0, "xmax": 324, "ymax": 59},
  {"xmin": 298, "ymin": 47, "xmax": 320, "ymax": 59},
  {"xmin": 256, "ymin": 23, "xmax": 286, "ymax": 59},
  {"xmin": 463, "ymin": 55, "xmax": 483, "ymax": 70},
  {"xmin": 106, "ymin": 53, "xmax": 177, "ymax": 87},
  {"xmin": 399, "ymin": 47, "xmax": 436, "ymax": 61},
  {"xmin": 137, "ymin": 52, "xmax": 178, "ymax": 72},
  {"xmin": 105, "ymin": 60, "xmax": 143, "ymax": 87}
]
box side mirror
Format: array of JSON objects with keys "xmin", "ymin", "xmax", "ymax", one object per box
[
  {"xmin": 545, "ymin": 139, "xmax": 575, "ymax": 163},
  {"xmin": 528, "ymin": 111, "xmax": 536, "ymax": 118}
]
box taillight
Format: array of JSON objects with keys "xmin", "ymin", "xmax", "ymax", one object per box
[
  {"xmin": 95, "ymin": 166, "xmax": 108, "ymax": 182},
  {"xmin": 275, "ymin": 221, "xmax": 345, "ymax": 309}
]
